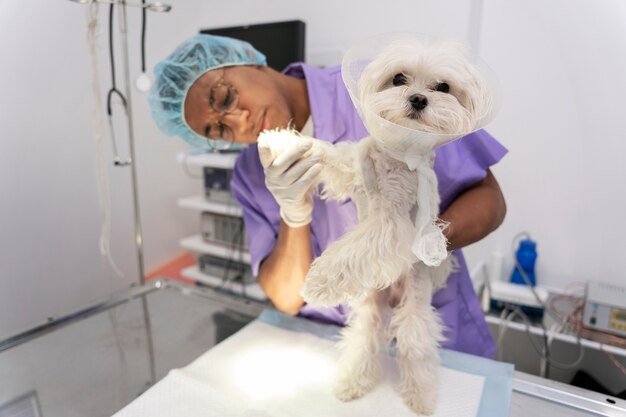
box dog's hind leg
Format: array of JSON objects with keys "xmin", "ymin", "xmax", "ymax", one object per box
[
  {"xmin": 390, "ymin": 266, "xmax": 444, "ymax": 416},
  {"xmin": 301, "ymin": 205, "xmax": 417, "ymax": 306},
  {"xmin": 333, "ymin": 288, "xmax": 388, "ymax": 401}
]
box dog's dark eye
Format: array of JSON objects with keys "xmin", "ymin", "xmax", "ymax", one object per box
[
  {"xmin": 435, "ymin": 82, "xmax": 450, "ymax": 93},
  {"xmin": 392, "ymin": 73, "xmax": 407, "ymax": 86}
]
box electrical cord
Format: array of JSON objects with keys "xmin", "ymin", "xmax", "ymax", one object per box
[
  {"xmin": 236, "ymin": 219, "xmax": 247, "ymax": 298},
  {"xmin": 566, "ymin": 302, "xmax": 626, "ymax": 376},
  {"xmin": 498, "ymin": 232, "xmax": 626, "ymax": 377},
  {"xmin": 496, "ymin": 309, "xmax": 517, "ymax": 361},
  {"xmin": 219, "ymin": 219, "xmax": 239, "ymax": 287},
  {"xmin": 511, "ymin": 305, "xmax": 586, "ymax": 370},
  {"xmin": 600, "ymin": 345, "xmax": 626, "ymax": 376},
  {"xmin": 497, "ymin": 308, "xmax": 549, "ymax": 377},
  {"xmin": 506, "ymin": 232, "xmax": 586, "ymax": 375},
  {"xmin": 219, "ymin": 216, "xmax": 247, "ymax": 298},
  {"xmin": 545, "ymin": 283, "xmax": 626, "ymax": 376}
]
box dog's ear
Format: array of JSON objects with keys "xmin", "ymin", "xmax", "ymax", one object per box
[
  {"xmin": 435, "ymin": 40, "xmax": 494, "ymax": 127},
  {"xmin": 462, "ymin": 63, "xmax": 494, "ymax": 126}
]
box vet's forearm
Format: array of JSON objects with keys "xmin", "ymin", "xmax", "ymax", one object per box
[
  {"xmin": 258, "ymin": 220, "xmax": 311, "ymax": 315},
  {"xmin": 439, "ymin": 170, "xmax": 506, "ymax": 251}
]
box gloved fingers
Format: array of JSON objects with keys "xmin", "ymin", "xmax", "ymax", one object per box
[
  {"xmin": 257, "ymin": 143, "xmax": 275, "ymax": 168},
  {"xmin": 295, "ymin": 161, "xmax": 323, "ymax": 188},
  {"xmin": 265, "ymin": 157, "xmax": 322, "ymax": 194},
  {"xmin": 279, "ymin": 152, "xmax": 322, "ymax": 186},
  {"xmin": 258, "ymin": 138, "xmax": 309, "ymax": 171},
  {"xmin": 267, "ymin": 139, "xmax": 313, "ymax": 176},
  {"xmin": 266, "ymin": 161, "xmax": 319, "ymax": 227}
]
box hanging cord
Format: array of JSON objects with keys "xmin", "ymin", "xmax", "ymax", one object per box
[
  {"xmin": 496, "ymin": 308, "xmax": 517, "ymax": 361},
  {"xmin": 141, "ymin": 0, "xmax": 147, "ymax": 73},
  {"xmin": 511, "ymin": 305, "xmax": 585, "ymax": 370},
  {"xmin": 219, "ymin": 218, "xmax": 247, "ymax": 298},
  {"xmin": 86, "ymin": 1, "xmax": 124, "ymax": 279},
  {"xmin": 530, "ymin": 279, "xmax": 626, "ymax": 376},
  {"xmin": 107, "ymin": 3, "xmax": 126, "ymax": 108},
  {"xmin": 107, "ymin": 3, "xmax": 131, "ymax": 166},
  {"xmin": 600, "ymin": 344, "xmax": 626, "ymax": 376}
]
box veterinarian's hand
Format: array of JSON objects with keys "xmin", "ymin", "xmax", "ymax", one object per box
[{"xmin": 258, "ymin": 137, "xmax": 323, "ymax": 227}]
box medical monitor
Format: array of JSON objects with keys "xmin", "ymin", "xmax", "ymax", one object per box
[{"xmin": 200, "ymin": 20, "xmax": 306, "ymax": 71}]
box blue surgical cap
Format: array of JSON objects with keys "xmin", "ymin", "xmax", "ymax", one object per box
[{"xmin": 149, "ymin": 34, "xmax": 267, "ymax": 149}]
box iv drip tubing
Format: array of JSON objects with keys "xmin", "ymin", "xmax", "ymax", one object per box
[{"xmin": 86, "ymin": 1, "xmax": 124, "ymax": 278}]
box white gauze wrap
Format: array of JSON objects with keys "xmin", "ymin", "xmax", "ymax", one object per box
[{"xmin": 257, "ymin": 128, "xmax": 311, "ymax": 165}]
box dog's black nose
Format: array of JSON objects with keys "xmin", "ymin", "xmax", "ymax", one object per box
[{"xmin": 410, "ymin": 94, "xmax": 428, "ymax": 112}]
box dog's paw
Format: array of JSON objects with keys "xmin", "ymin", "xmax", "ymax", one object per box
[
  {"xmin": 403, "ymin": 395, "xmax": 437, "ymax": 416},
  {"xmin": 333, "ymin": 375, "xmax": 375, "ymax": 402},
  {"xmin": 401, "ymin": 387, "xmax": 438, "ymax": 416},
  {"xmin": 301, "ymin": 255, "xmax": 359, "ymax": 306},
  {"xmin": 301, "ymin": 273, "xmax": 347, "ymax": 307}
]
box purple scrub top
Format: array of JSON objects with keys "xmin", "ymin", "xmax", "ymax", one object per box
[{"xmin": 230, "ymin": 63, "xmax": 507, "ymax": 358}]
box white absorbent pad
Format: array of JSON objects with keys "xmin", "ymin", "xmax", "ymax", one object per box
[{"xmin": 113, "ymin": 310, "xmax": 513, "ymax": 417}]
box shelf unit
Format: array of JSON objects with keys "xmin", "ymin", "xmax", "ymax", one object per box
[
  {"xmin": 177, "ymin": 151, "xmax": 263, "ymax": 301},
  {"xmin": 176, "ymin": 151, "xmax": 239, "ymax": 169},
  {"xmin": 181, "ymin": 266, "xmax": 266, "ymax": 301},
  {"xmin": 179, "ymin": 235, "xmax": 251, "ymax": 264},
  {"xmin": 178, "ymin": 196, "xmax": 243, "ymax": 217}
]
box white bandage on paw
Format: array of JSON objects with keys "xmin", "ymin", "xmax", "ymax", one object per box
[
  {"xmin": 257, "ymin": 129, "xmax": 322, "ymax": 228},
  {"xmin": 257, "ymin": 128, "xmax": 310, "ymax": 167}
]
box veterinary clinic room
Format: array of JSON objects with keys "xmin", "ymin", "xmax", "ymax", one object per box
[{"xmin": 2, "ymin": 0, "xmax": 626, "ymax": 416}]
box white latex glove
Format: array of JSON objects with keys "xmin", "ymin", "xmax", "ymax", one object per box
[{"xmin": 257, "ymin": 132, "xmax": 322, "ymax": 227}]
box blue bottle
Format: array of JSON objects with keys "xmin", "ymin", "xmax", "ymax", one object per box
[{"xmin": 510, "ymin": 239, "xmax": 537, "ymax": 286}]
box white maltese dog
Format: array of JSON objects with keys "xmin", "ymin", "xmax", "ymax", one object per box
[{"xmin": 258, "ymin": 35, "xmax": 494, "ymax": 415}]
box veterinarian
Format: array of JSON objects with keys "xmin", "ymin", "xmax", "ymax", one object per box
[{"xmin": 149, "ymin": 34, "xmax": 507, "ymax": 358}]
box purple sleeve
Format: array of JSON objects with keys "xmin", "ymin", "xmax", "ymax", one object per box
[
  {"xmin": 229, "ymin": 147, "xmax": 279, "ymax": 276},
  {"xmin": 434, "ymin": 129, "xmax": 508, "ymax": 210}
]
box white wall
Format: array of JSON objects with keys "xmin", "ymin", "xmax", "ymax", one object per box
[
  {"xmin": 0, "ymin": 0, "xmax": 207, "ymax": 338},
  {"xmin": 463, "ymin": 0, "xmax": 626, "ymax": 291},
  {"xmin": 2, "ymin": 0, "xmax": 624, "ymax": 339}
]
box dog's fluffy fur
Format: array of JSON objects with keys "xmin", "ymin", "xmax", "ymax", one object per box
[{"xmin": 258, "ymin": 38, "xmax": 492, "ymax": 415}]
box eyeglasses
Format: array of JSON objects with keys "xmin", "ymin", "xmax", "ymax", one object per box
[
  {"xmin": 210, "ymin": 77, "xmax": 239, "ymax": 115},
  {"xmin": 206, "ymin": 72, "xmax": 239, "ymax": 142}
]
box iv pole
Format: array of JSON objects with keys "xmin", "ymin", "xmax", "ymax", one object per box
[
  {"xmin": 117, "ymin": 1, "xmax": 146, "ymax": 285},
  {"xmin": 117, "ymin": 0, "xmax": 156, "ymax": 387},
  {"xmin": 71, "ymin": 0, "xmax": 171, "ymax": 387}
]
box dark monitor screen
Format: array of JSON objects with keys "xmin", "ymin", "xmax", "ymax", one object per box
[{"xmin": 200, "ymin": 20, "xmax": 305, "ymax": 71}]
